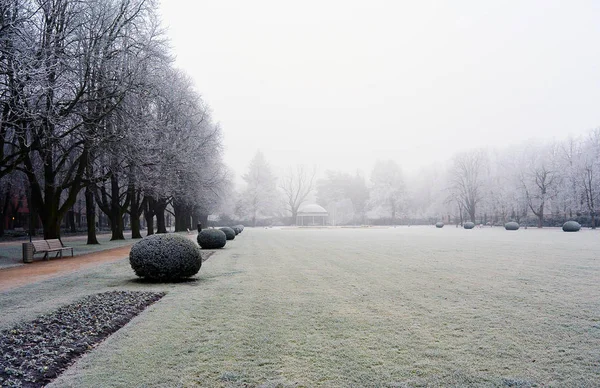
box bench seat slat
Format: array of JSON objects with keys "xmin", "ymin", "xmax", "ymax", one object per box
[
  {"xmin": 47, "ymin": 239, "xmax": 64, "ymax": 249},
  {"xmin": 32, "ymin": 241, "xmax": 50, "ymax": 252}
]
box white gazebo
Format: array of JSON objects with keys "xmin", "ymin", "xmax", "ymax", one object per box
[{"xmin": 296, "ymin": 204, "xmax": 329, "ymax": 226}]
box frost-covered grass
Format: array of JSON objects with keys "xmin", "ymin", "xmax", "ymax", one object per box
[{"xmin": 1, "ymin": 227, "xmax": 599, "ymax": 387}]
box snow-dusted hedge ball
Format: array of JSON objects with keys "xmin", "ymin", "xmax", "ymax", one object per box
[
  {"xmin": 197, "ymin": 229, "xmax": 227, "ymax": 249},
  {"xmin": 562, "ymin": 221, "xmax": 581, "ymax": 232},
  {"xmin": 435, "ymin": 222, "xmax": 444, "ymax": 228},
  {"xmin": 129, "ymin": 234, "xmax": 201, "ymax": 280},
  {"xmin": 219, "ymin": 227, "xmax": 236, "ymax": 240},
  {"xmin": 235, "ymin": 224, "xmax": 244, "ymax": 233},
  {"xmin": 464, "ymin": 222, "xmax": 475, "ymax": 229},
  {"xmin": 505, "ymin": 222, "xmax": 520, "ymax": 231},
  {"xmin": 231, "ymin": 226, "xmax": 240, "ymax": 235}
]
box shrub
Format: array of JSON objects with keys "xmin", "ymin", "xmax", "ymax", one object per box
[
  {"xmin": 435, "ymin": 222, "xmax": 444, "ymax": 228},
  {"xmin": 562, "ymin": 221, "xmax": 581, "ymax": 232},
  {"xmin": 235, "ymin": 224, "xmax": 244, "ymax": 233},
  {"xmin": 129, "ymin": 234, "xmax": 201, "ymax": 280},
  {"xmin": 464, "ymin": 222, "xmax": 475, "ymax": 229},
  {"xmin": 505, "ymin": 222, "xmax": 520, "ymax": 230},
  {"xmin": 197, "ymin": 229, "xmax": 227, "ymax": 249},
  {"xmin": 220, "ymin": 227, "xmax": 236, "ymax": 240},
  {"xmin": 231, "ymin": 226, "xmax": 240, "ymax": 235}
]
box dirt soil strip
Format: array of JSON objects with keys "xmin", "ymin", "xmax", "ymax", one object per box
[
  {"xmin": 0, "ymin": 291, "xmax": 165, "ymax": 388},
  {"xmin": 0, "ymin": 245, "xmax": 133, "ymax": 292}
]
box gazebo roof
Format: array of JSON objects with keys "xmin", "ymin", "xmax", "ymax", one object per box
[{"xmin": 298, "ymin": 204, "xmax": 328, "ymax": 215}]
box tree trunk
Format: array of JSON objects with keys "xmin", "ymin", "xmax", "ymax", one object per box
[
  {"xmin": 469, "ymin": 208, "xmax": 476, "ymax": 223},
  {"xmin": 191, "ymin": 213, "xmax": 199, "ymax": 231},
  {"xmin": 156, "ymin": 209, "xmax": 166, "ymax": 233},
  {"xmin": 291, "ymin": 209, "xmax": 298, "ymax": 226},
  {"xmin": 144, "ymin": 196, "xmax": 155, "ymax": 236},
  {"xmin": 109, "ymin": 175, "xmax": 125, "ymax": 240},
  {"xmin": 530, "ymin": 202, "xmax": 544, "ymax": 228},
  {"xmin": 67, "ymin": 210, "xmax": 76, "ymax": 233},
  {"xmin": 129, "ymin": 189, "xmax": 142, "ymax": 239},
  {"xmin": 42, "ymin": 211, "xmax": 61, "ymax": 240},
  {"xmin": 153, "ymin": 199, "xmax": 168, "ymax": 234},
  {"xmin": 85, "ymin": 186, "xmax": 99, "ymax": 244},
  {"xmin": 173, "ymin": 200, "xmax": 190, "ymax": 232},
  {"xmin": 198, "ymin": 213, "xmax": 209, "ymax": 230},
  {"xmin": 145, "ymin": 213, "xmax": 154, "ymax": 236},
  {"xmin": 110, "ymin": 213, "xmax": 125, "ymax": 240},
  {"xmin": 0, "ymin": 189, "xmax": 10, "ymax": 238},
  {"xmin": 130, "ymin": 212, "xmax": 142, "ymax": 238}
]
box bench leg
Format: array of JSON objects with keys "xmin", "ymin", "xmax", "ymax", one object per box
[{"xmin": 44, "ymin": 252, "xmax": 49, "ymax": 261}]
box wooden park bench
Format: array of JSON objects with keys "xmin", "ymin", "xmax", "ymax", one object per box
[{"xmin": 31, "ymin": 239, "xmax": 74, "ymax": 260}]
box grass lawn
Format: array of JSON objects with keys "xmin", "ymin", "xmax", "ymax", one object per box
[{"xmin": 1, "ymin": 227, "xmax": 599, "ymax": 387}]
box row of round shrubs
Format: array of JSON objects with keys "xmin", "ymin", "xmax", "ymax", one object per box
[
  {"xmin": 129, "ymin": 224, "xmax": 245, "ymax": 281},
  {"xmin": 435, "ymin": 221, "xmax": 582, "ymax": 232},
  {"xmin": 197, "ymin": 225, "xmax": 244, "ymax": 248},
  {"xmin": 502, "ymin": 220, "xmax": 581, "ymax": 232}
]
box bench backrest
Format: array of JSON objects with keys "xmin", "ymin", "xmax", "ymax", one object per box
[
  {"xmin": 47, "ymin": 239, "xmax": 64, "ymax": 249},
  {"xmin": 32, "ymin": 240, "xmax": 50, "ymax": 252}
]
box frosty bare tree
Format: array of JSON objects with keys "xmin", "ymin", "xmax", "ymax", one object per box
[
  {"xmin": 280, "ymin": 165, "xmax": 316, "ymax": 224},
  {"xmin": 577, "ymin": 130, "xmax": 600, "ymax": 228},
  {"xmin": 239, "ymin": 151, "xmax": 279, "ymax": 226},
  {"xmin": 448, "ymin": 149, "xmax": 487, "ymax": 223},
  {"xmin": 516, "ymin": 142, "xmax": 561, "ymax": 228},
  {"xmin": 1, "ymin": 0, "xmax": 159, "ymax": 239},
  {"xmin": 370, "ymin": 160, "xmax": 404, "ymax": 224},
  {"xmin": 408, "ymin": 164, "xmax": 446, "ymax": 223},
  {"xmin": 0, "ymin": 0, "xmax": 229, "ymax": 240}
]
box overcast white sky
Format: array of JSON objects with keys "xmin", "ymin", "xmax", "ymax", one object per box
[{"xmin": 158, "ymin": 0, "xmax": 600, "ymax": 181}]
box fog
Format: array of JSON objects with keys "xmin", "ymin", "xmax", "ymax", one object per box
[{"xmin": 159, "ymin": 0, "xmax": 600, "ymax": 178}]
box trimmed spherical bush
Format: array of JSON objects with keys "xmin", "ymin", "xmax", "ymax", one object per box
[
  {"xmin": 129, "ymin": 234, "xmax": 201, "ymax": 280},
  {"xmin": 220, "ymin": 227, "xmax": 235, "ymax": 240},
  {"xmin": 464, "ymin": 222, "xmax": 475, "ymax": 229},
  {"xmin": 505, "ymin": 222, "xmax": 520, "ymax": 231},
  {"xmin": 235, "ymin": 224, "xmax": 244, "ymax": 233},
  {"xmin": 231, "ymin": 226, "xmax": 240, "ymax": 235},
  {"xmin": 435, "ymin": 222, "xmax": 444, "ymax": 228},
  {"xmin": 562, "ymin": 221, "xmax": 581, "ymax": 232},
  {"xmin": 197, "ymin": 229, "xmax": 227, "ymax": 249}
]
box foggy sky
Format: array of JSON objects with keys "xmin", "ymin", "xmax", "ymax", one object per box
[{"xmin": 158, "ymin": 0, "xmax": 600, "ymax": 181}]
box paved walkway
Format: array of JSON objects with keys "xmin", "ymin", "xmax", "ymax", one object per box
[
  {"xmin": 0, "ymin": 232, "xmax": 202, "ymax": 292},
  {"xmin": 0, "ymin": 245, "xmax": 133, "ymax": 292}
]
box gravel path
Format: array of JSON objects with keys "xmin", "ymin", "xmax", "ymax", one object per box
[{"xmin": 0, "ymin": 246, "xmax": 134, "ymax": 292}]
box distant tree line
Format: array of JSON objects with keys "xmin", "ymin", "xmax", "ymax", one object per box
[
  {"xmin": 229, "ymin": 131, "xmax": 600, "ymax": 229},
  {"xmin": 0, "ymin": 0, "xmax": 229, "ymax": 241}
]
